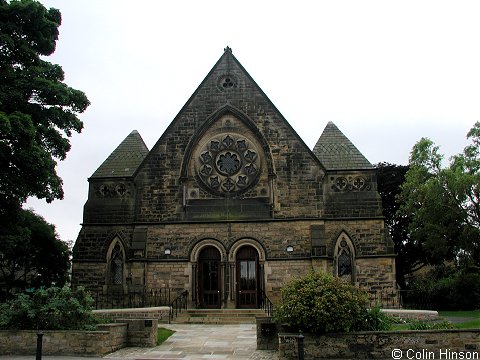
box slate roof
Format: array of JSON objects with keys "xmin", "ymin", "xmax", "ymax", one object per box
[
  {"xmin": 313, "ymin": 122, "xmax": 373, "ymax": 170},
  {"xmin": 90, "ymin": 130, "xmax": 149, "ymax": 178}
]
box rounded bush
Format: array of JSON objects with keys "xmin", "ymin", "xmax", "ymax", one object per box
[
  {"xmin": 274, "ymin": 271, "xmax": 371, "ymax": 333},
  {"xmin": 0, "ymin": 286, "xmax": 96, "ymax": 330}
]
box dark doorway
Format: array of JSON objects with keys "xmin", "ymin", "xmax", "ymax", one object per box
[
  {"xmin": 236, "ymin": 246, "xmax": 259, "ymax": 308},
  {"xmin": 198, "ymin": 246, "xmax": 221, "ymax": 308}
]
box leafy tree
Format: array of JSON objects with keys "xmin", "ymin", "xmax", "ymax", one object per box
[
  {"xmin": 407, "ymin": 264, "xmax": 480, "ymax": 310},
  {"xmin": 0, "ymin": 208, "xmax": 70, "ymax": 296},
  {"xmin": 0, "ymin": 0, "xmax": 90, "ymax": 213},
  {"xmin": 376, "ymin": 162, "xmax": 414, "ymax": 288},
  {"xmin": 398, "ymin": 123, "xmax": 480, "ymax": 269}
]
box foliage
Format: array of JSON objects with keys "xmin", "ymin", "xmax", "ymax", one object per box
[
  {"xmin": 398, "ymin": 123, "xmax": 480, "ymax": 270},
  {"xmin": 157, "ymin": 328, "xmax": 175, "ymax": 345},
  {"xmin": 407, "ymin": 265, "xmax": 480, "ymax": 310},
  {"xmin": 274, "ymin": 271, "xmax": 369, "ymax": 334},
  {"xmin": 408, "ymin": 320, "xmax": 455, "ymax": 330},
  {"xmin": 0, "ymin": 208, "xmax": 70, "ymax": 296},
  {"xmin": 0, "ymin": 286, "xmax": 96, "ymax": 330},
  {"xmin": 353, "ymin": 305, "xmax": 393, "ymax": 332},
  {"xmin": 376, "ymin": 162, "xmax": 415, "ymax": 288},
  {"xmin": 0, "ymin": 0, "xmax": 90, "ymax": 213}
]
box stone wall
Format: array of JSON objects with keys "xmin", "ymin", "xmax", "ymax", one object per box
[
  {"xmin": 382, "ymin": 309, "xmax": 439, "ymax": 321},
  {"xmin": 93, "ymin": 307, "xmax": 170, "ymax": 323},
  {"xmin": 264, "ymin": 259, "xmax": 313, "ymax": 302},
  {"xmin": 0, "ymin": 319, "xmax": 158, "ymax": 356},
  {"xmin": 256, "ymin": 317, "xmax": 279, "ymax": 350},
  {"xmin": 0, "ymin": 323, "xmax": 127, "ymax": 356},
  {"xmin": 279, "ymin": 330, "xmax": 480, "ymax": 359},
  {"xmin": 121, "ymin": 318, "xmax": 158, "ymax": 347}
]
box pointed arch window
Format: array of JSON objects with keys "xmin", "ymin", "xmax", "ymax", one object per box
[
  {"xmin": 110, "ymin": 243, "xmax": 124, "ymax": 285},
  {"xmin": 335, "ymin": 235, "xmax": 355, "ymax": 283}
]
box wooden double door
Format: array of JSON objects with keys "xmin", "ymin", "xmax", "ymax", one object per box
[
  {"xmin": 197, "ymin": 245, "xmax": 259, "ymax": 309},
  {"xmin": 236, "ymin": 246, "xmax": 260, "ymax": 308}
]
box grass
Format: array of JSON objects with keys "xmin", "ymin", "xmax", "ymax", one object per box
[
  {"xmin": 391, "ymin": 310, "xmax": 480, "ymax": 330},
  {"xmin": 454, "ymin": 319, "xmax": 480, "ymax": 329},
  {"xmin": 438, "ymin": 310, "xmax": 480, "ymax": 318},
  {"xmin": 439, "ymin": 310, "xmax": 480, "ymax": 329},
  {"xmin": 157, "ymin": 327, "xmax": 175, "ymax": 345}
]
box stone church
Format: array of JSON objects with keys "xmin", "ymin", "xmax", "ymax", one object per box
[{"xmin": 72, "ymin": 47, "xmax": 396, "ymax": 309}]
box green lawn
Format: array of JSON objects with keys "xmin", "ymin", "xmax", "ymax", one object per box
[
  {"xmin": 157, "ymin": 327, "xmax": 175, "ymax": 345},
  {"xmin": 390, "ymin": 310, "xmax": 480, "ymax": 330},
  {"xmin": 438, "ymin": 310, "xmax": 480, "ymax": 318},
  {"xmin": 454, "ymin": 319, "xmax": 480, "ymax": 329},
  {"xmin": 439, "ymin": 310, "xmax": 480, "ymax": 329}
]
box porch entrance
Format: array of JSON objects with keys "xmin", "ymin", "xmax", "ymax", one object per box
[
  {"xmin": 236, "ymin": 245, "xmax": 259, "ymax": 308},
  {"xmin": 198, "ymin": 246, "xmax": 221, "ymax": 308}
]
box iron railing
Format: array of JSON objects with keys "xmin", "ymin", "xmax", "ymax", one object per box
[
  {"xmin": 365, "ymin": 290, "xmax": 402, "ymax": 309},
  {"xmin": 169, "ymin": 290, "xmax": 188, "ymax": 323},
  {"xmin": 260, "ymin": 290, "xmax": 274, "ymax": 316},
  {"xmin": 93, "ymin": 288, "xmax": 173, "ymax": 309},
  {"xmin": 365, "ymin": 290, "xmax": 436, "ymax": 310}
]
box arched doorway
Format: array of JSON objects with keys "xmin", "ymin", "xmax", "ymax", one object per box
[
  {"xmin": 236, "ymin": 246, "xmax": 259, "ymax": 308},
  {"xmin": 198, "ymin": 246, "xmax": 221, "ymax": 308}
]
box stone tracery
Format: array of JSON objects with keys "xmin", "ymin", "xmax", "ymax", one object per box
[{"xmin": 195, "ymin": 133, "xmax": 261, "ymax": 195}]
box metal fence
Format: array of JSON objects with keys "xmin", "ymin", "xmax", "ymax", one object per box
[
  {"xmin": 93, "ymin": 288, "xmax": 173, "ymax": 309},
  {"xmin": 365, "ymin": 290, "xmax": 435, "ymax": 310}
]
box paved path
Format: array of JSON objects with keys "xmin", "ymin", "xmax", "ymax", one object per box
[
  {"xmin": 0, "ymin": 324, "xmax": 277, "ymax": 360},
  {"xmin": 105, "ymin": 324, "xmax": 278, "ymax": 359}
]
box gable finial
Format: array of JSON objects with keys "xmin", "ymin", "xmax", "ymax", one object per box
[{"xmin": 224, "ymin": 46, "xmax": 232, "ymax": 53}]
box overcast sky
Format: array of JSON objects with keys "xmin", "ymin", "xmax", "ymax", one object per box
[{"xmin": 27, "ymin": 0, "xmax": 480, "ymax": 243}]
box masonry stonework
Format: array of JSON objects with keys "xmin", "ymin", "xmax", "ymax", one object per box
[{"xmin": 72, "ymin": 48, "xmax": 397, "ymax": 309}]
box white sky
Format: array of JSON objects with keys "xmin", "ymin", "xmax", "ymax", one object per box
[{"xmin": 27, "ymin": 0, "xmax": 480, "ymax": 243}]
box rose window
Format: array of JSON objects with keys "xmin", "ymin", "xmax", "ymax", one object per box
[
  {"xmin": 217, "ymin": 152, "xmax": 241, "ymax": 175},
  {"xmin": 195, "ymin": 133, "xmax": 261, "ymax": 195}
]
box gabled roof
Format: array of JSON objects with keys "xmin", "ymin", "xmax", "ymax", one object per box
[
  {"xmin": 90, "ymin": 130, "xmax": 149, "ymax": 178},
  {"xmin": 313, "ymin": 122, "xmax": 373, "ymax": 170},
  {"xmin": 145, "ymin": 46, "xmax": 326, "ymax": 173}
]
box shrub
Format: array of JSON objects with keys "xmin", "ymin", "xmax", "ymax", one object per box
[
  {"xmin": 408, "ymin": 320, "xmax": 455, "ymax": 330},
  {"xmin": 274, "ymin": 271, "xmax": 369, "ymax": 333},
  {"xmin": 0, "ymin": 286, "xmax": 96, "ymax": 330},
  {"xmin": 353, "ymin": 305, "xmax": 393, "ymax": 331}
]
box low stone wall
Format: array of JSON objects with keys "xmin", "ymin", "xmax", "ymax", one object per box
[
  {"xmin": 256, "ymin": 317, "xmax": 279, "ymax": 350},
  {"xmin": 279, "ymin": 329, "xmax": 480, "ymax": 359},
  {"xmin": 382, "ymin": 308, "xmax": 439, "ymax": 321},
  {"xmin": 0, "ymin": 318, "xmax": 158, "ymax": 356},
  {"xmin": 121, "ymin": 318, "xmax": 158, "ymax": 347},
  {"xmin": 0, "ymin": 323, "xmax": 127, "ymax": 356},
  {"xmin": 93, "ymin": 306, "xmax": 170, "ymax": 323}
]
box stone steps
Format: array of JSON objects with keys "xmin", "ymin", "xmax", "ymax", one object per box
[{"xmin": 173, "ymin": 309, "xmax": 267, "ymax": 324}]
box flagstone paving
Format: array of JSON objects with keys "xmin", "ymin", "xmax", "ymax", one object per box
[{"xmin": 104, "ymin": 324, "xmax": 278, "ymax": 360}]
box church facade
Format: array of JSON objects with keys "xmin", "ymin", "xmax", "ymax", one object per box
[{"xmin": 72, "ymin": 48, "xmax": 396, "ymax": 308}]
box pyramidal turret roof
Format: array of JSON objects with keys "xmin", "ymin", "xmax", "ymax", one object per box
[
  {"xmin": 313, "ymin": 122, "xmax": 373, "ymax": 170},
  {"xmin": 90, "ymin": 130, "xmax": 149, "ymax": 178}
]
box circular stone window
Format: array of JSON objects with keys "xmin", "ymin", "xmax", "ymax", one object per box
[
  {"xmin": 217, "ymin": 75, "xmax": 237, "ymax": 91},
  {"xmin": 194, "ymin": 133, "xmax": 261, "ymax": 195}
]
